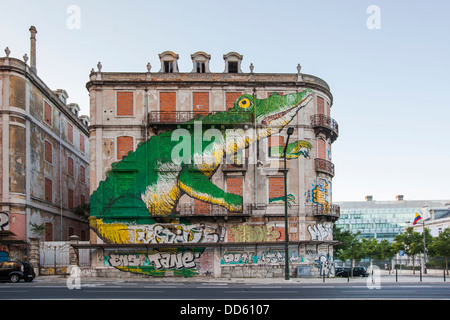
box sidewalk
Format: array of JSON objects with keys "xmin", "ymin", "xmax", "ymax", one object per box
[{"xmin": 34, "ymin": 269, "xmax": 449, "ymax": 285}]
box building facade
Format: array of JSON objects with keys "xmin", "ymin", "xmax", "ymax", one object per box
[
  {"xmin": 0, "ymin": 27, "xmax": 90, "ymax": 261},
  {"xmin": 335, "ymin": 195, "xmax": 450, "ymax": 242},
  {"xmin": 86, "ymin": 51, "xmax": 339, "ymax": 278}
]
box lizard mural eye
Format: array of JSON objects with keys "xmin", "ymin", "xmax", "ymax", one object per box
[{"xmin": 237, "ymin": 97, "xmax": 253, "ymax": 109}]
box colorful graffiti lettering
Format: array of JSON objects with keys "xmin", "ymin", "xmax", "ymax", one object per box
[
  {"xmin": 221, "ymin": 250, "xmax": 303, "ymax": 265},
  {"xmin": 105, "ymin": 248, "xmax": 205, "ymax": 277},
  {"xmin": 229, "ymin": 225, "xmax": 283, "ymax": 243},
  {"xmin": 135, "ymin": 223, "xmax": 225, "ymax": 244},
  {"xmin": 307, "ymin": 222, "xmax": 333, "ymax": 241}
]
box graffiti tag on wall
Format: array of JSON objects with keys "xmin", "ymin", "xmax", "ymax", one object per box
[
  {"xmin": 221, "ymin": 250, "xmax": 303, "ymax": 265},
  {"xmin": 105, "ymin": 248, "xmax": 205, "ymax": 277}
]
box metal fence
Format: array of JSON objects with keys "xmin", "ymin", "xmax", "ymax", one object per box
[{"xmin": 39, "ymin": 241, "xmax": 91, "ymax": 269}]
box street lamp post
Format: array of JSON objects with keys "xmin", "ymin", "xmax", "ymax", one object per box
[{"xmin": 283, "ymin": 127, "xmax": 294, "ymax": 280}]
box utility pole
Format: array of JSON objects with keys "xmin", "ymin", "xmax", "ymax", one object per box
[{"xmin": 283, "ymin": 127, "xmax": 294, "ymax": 280}]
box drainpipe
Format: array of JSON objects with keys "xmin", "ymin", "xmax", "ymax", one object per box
[{"xmin": 59, "ymin": 112, "xmax": 63, "ymax": 240}]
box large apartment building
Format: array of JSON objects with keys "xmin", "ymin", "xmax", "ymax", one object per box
[
  {"xmin": 0, "ymin": 27, "xmax": 90, "ymax": 261},
  {"xmin": 85, "ymin": 51, "xmax": 339, "ymax": 278}
]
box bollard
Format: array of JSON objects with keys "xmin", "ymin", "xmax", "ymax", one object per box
[
  {"xmin": 444, "ymin": 268, "xmax": 446, "ymax": 282},
  {"xmin": 396, "ymin": 265, "xmax": 398, "ymax": 282},
  {"xmin": 420, "ymin": 266, "xmax": 422, "ymax": 282}
]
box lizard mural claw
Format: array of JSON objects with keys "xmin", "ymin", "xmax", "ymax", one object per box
[{"xmin": 90, "ymin": 89, "xmax": 314, "ymax": 221}]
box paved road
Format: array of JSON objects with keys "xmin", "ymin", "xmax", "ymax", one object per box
[{"xmin": 1, "ymin": 279, "xmax": 449, "ymax": 300}]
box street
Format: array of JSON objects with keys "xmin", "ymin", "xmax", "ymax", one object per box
[{"xmin": 1, "ymin": 279, "xmax": 449, "ymax": 300}]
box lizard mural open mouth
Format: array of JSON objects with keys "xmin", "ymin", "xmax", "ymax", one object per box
[{"xmin": 260, "ymin": 92, "xmax": 314, "ymax": 126}]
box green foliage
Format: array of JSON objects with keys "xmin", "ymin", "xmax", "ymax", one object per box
[{"xmin": 30, "ymin": 222, "xmax": 46, "ymax": 237}]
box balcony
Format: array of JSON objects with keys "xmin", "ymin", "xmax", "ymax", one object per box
[
  {"xmin": 310, "ymin": 114, "xmax": 339, "ymax": 142},
  {"xmin": 307, "ymin": 204, "xmax": 340, "ymax": 220},
  {"xmin": 314, "ymin": 158, "xmax": 335, "ymax": 177},
  {"xmin": 150, "ymin": 203, "xmax": 253, "ymax": 220},
  {"xmin": 148, "ymin": 111, "xmax": 253, "ymax": 126}
]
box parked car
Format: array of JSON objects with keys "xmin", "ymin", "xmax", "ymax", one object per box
[
  {"xmin": 335, "ymin": 266, "xmax": 369, "ymax": 277},
  {"xmin": 0, "ymin": 261, "xmax": 35, "ymax": 283}
]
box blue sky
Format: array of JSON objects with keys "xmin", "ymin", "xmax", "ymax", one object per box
[{"xmin": 1, "ymin": 0, "xmax": 449, "ymax": 201}]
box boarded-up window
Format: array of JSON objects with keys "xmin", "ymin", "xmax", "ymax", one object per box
[
  {"xmin": 117, "ymin": 92, "xmax": 134, "ymax": 116},
  {"xmin": 117, "ymin": 136, "xmax": 133, "ymax": 160},
  {"xmin": 226, "ymin": 92, "xmax": 242, "ymax": 110},
  {"xmin": 45, "ymin": 222, "xmax": 53, "ymax": 241},
  {"xmin": 269, "ymin": 176, "xmax": 284, "ymax": 200},
  {"xmin": 193, "ymin": 92, "xmax": 209, "ymax": 116},
  {"xmin": 79, "ymin": 165, "xmax": 85, "ymax": 183},
  {"xmin": 68, "ymin": 157, "xmax": 74, "ymax": 176},
  {"xmin": 45, "ymin": 178, "xmax": 52, "ymax": 203},
  {"xmin": 318, "ymin": 139, "xmax": 326, "ymax": 159},
  {"xmin": 317, "ymin": 96, "xmax": 324, "ymax": 115},
  {"xmin": 68, "ymin": 123, "xmax": 73, "ymax": 144},
  {"xmin": 44, "ymin": 101, "xmax": 52, "ymax": 126},
  {"xmin": 68, "ymin": 188, "xmax": 74, "ymax": 209},
  {"xmin": 159, "ymin": 92, "xmax": 176, "ymax": 122},
  {"xmin": 80, "ymin": 135, "xmax": 85, "ymax": 153},
  {"xmin": 44, "ymin": 141, "xmax": 52, "ymax": 164}
]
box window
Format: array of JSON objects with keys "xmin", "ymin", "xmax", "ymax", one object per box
[
  {"xmin": 196, "ymin": 62, "xmax": 206, "ymax": 73},
  {"xmin": 268, "ymin": 177, "xmax": 285, "ymax": 202},
  {"xmin": 45, "ymin": 222, "xmax": 53, "ymax": 241},
  {"xmin": 268, "ymin": 135, "xmax": 284, "ymax": 158},
  {"xmin": 79, "ymin": 165, "xmax": 85, "ymax": 183},
  {"xmin": 68, "ymin": 227, "xmax": 75, "ymax": 237},
  {"xmin": 68, "ymin": 123, "xmax": 73, "ymax": 144},
  {"xmin": 44, "ymin": 141, "xmax": 52, "ymax": 164},
  {"xmin": 44, "ymin": 101, "xmax": 52, "ymax": 126},
  {"xmin": 80, "ymin": 135, "xmax": 85, "ymax": 153},
  {"xmin": 68, "ymin": 188, "xmax": 74, "ymax": 209},
  {"xmin": 80, "ymin": 194, "xmax": 86, "ymax": 205},
  {"xmin": 68, "ymin": 157, "xmax": 74, "ymax": 176},
  {"xmin": 164, "ymin": 61, "xmax": 174, "ymax": 73},
  {"xmin": 45, "ymin": 178, "xmax": 52, "ymax": 203},
  {"xmin": 225, "ymin": 92, "xmax": 242, "ymax": 110},
  {"xmin": 117, "ymin": 136, "xmax": 133, "ymax": 160},
  {"xmin": 116, "ymin": 92, "xmax": 134, "ymax": 116},
  {"xmin": 228, "ymin": 61, "xmax": 238, "ymax": 73}
]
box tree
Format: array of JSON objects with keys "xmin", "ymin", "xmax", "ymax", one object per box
[
  {"xmin": 394, "ymin": 227, "xmax": 433, "ymax": 274},
  {"xmin": 429, "ymin": 228, "xmax": 450, "ymax": 275},
  {"xmin": 376, "ymin": 239, "xmax": 397, "ymax": 273},
  {"xmin": 361, "ymin": 238, "xmax": 378, "ymax": 267},
  {"xmin": 333, "ymin": 225, "xmax": 362, "ymax": 277},
  {"xmin": 30, "ymin": 222, "xmax": 46, "ymax": 240}
]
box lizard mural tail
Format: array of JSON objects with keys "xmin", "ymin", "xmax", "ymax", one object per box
[{"xmin": 90, "ymin": 89, "xmax": 314, "ymax": 222}]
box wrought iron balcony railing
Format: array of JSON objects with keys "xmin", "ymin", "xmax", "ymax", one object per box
[
  {"xmin": 148, "ymin": 203, "xmax": 253, "ymax": 217},
  {"xmin": 310, "ymin": 114, "xmax": 339, "ymax": 142},
  {"xmin": 306, "ymin": 204, "xmax": 340, "ymax": 219},
  {"xmin": 148, "ymin": 111, "xmax": 253, "ymax": 125},
  {"xmin": 314, "ymin": 158, "xmax": 335, "ymax": 177}
]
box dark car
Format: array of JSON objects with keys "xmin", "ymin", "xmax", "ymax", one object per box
[
  {"xmin": 0, "ymin": 261, "xmax": 36, "ymax": 283},
  {"xmin": 335, "ymin": 266, "xmax": 369, "ymax": 277}
]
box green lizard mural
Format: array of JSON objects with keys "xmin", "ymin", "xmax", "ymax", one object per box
[{"xmin": 90, "ymin": 90, "xmax": 314, "ymax": 223}]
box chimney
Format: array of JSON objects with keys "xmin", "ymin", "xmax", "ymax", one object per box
[
  {"xmin": 29, "ymin": 26, "xmax": 37, "ymax": 73},
  {"xmin": 396, "ymin": 195, "xmax": 404, "ymax": 201},
  {"xmin": 365, "ymin": 195, "xmax": 373, "ymax": 201}
]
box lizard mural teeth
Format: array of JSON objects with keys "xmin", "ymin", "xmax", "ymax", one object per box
[{"xmin": 90, "ymin": 89, "xmax": 314, "ymax": 224}]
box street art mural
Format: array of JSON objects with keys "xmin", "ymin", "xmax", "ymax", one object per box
[
  {"xmin": 88, "ymin": 90, "xmax": 327, "ymax": 277},
  {"xmin": 105, "ymin": 248, "xmax": 206, "ymax": 277},
  {"xmin": 305, "ymin": 178, "xmax": 332, "ymax": 213},
  {"xmin": 90, "ymin": 90, "xmax": 314, "ymax": 221},
  {"xmin": 308, "ymin": 222, "xmax": 333, "ymax": 241},
  {"xmin": 221, "ymin": 250, "xmax": 303, "ymax": 265}
]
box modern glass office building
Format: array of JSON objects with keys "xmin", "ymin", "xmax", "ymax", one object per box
[{"xmin": 334, "ymin": 196, "xmax": 450, "ymax": 242}]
